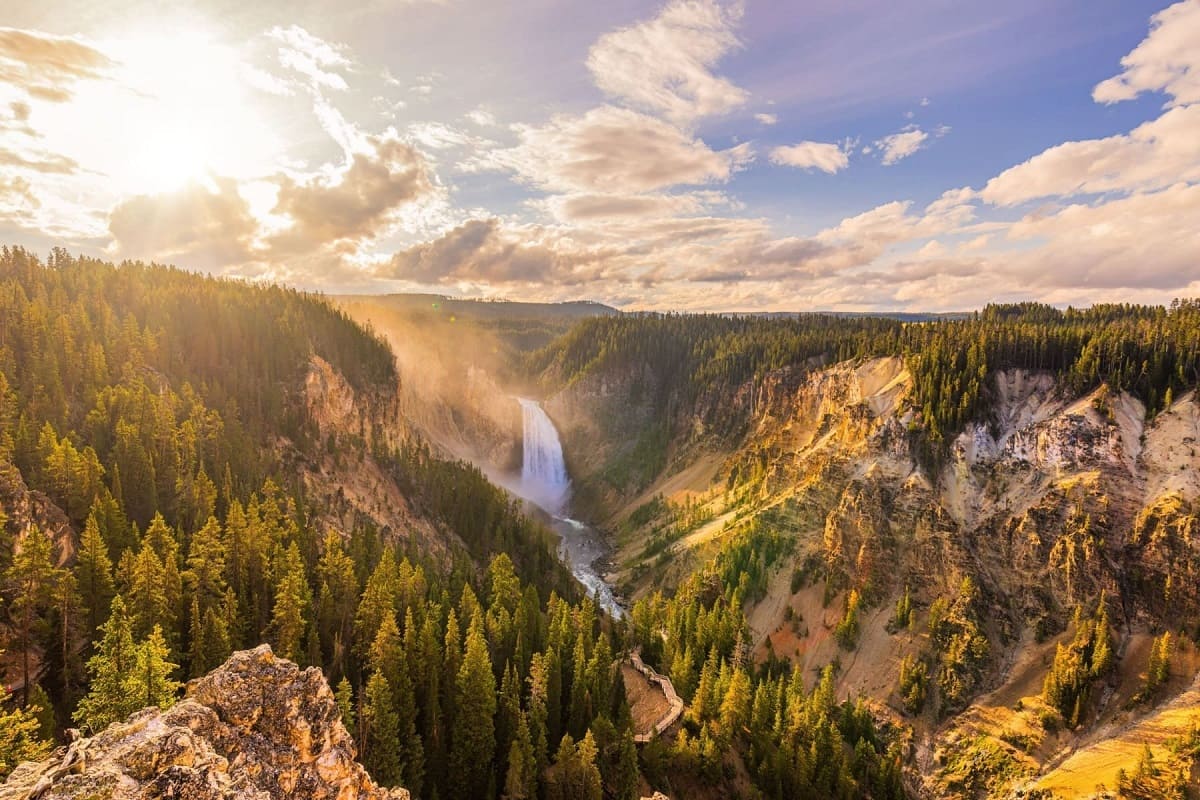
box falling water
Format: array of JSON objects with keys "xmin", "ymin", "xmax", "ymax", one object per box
[
  {"xmin": 518, "ymin": 398, "xmax": 570, "ymax": 515},
  {"xmin": 516, "ymin": 398, "xmax": 623, "ymax": 617}
]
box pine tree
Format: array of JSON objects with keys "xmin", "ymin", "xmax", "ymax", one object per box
[
  {"xmin": 124, "ymin": 540, "xmax": 180, "ymax": 653},
  {"xmin": 719, "ymin": 667, "xmax": 753, "ymax": 741},
  {"xmin": 335, "ymin": 677, "xmax": 356, "ymax": 734},
  {"xmin": 133, "ymin": 624, "xmax": 181, "ymax": 711},
  {"xmin": 316, "ymin": 531, "xmax": 359, "ymax": 679},
  {"xmin": 76, "ymin": 512, "xmax": 116, "ymax": 643},
  {"xmin": 269, "ymin": 542, "xmax": 311, "ymax": 662},
  {"xmin": 4, "ymin": 526, "xmax": 60, "ymax": 707},
  {"xmin": 0, "ymin": 651, "xmax": 49, "ymax": 780},
  {"xmin": 184, "ymin": 516, "xmax": 228, "ymax": 618},
  {"xmin": 188, "ymin": 600, "xmax": 232, "ymax": 676},
  {"xmin": 449, "ymin": 615, "xmax": 496, "ymax": 799},
  {"xmin": 355, "ymin": 549, "xmax": 399, "ymax": 660},
  {"xmin": 613, "ymin": 727, "xmax": 639, "ymax": 800},
  {"xmin": 74, "ymin": 595, "xmax": 139, "ymax": 732},
  {"xmin": 362, "ymin": 672, "xmax": 402, "ymax": 787},
  {"xmin": 502, "ymin": 711, "xmax": 537, "ymax": 800}
]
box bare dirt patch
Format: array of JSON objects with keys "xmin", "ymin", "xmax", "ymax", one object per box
[{"xmin": 622, "ymin": 663, "xmax": 672, "ymax": 737}]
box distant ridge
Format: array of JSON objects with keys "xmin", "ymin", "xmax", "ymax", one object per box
[
  {"xmin": 338, "ymin": 294, "xmax": 973, "ymax": 323},
  {"xmin": 337, "ymin": 292, "xmax": 619, "ymax": 321}
]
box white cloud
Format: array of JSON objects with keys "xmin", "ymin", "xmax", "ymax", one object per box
[
  {"xmin": 466, "ymin": 107, "xmax": 497, "ymax": 127},
  {"xmin": 755, "ymin": 112, "xmax": 778, "ymax": 125},
  {"xmin": 587, "ymin": 0, "xmax": 748, "ymax": 125},
  {"xmin": 1092, "ymin": 0, "xmax": 1200, "ymax": 107},
  {"xmin": 267, "ymin": 25, "xmax": 350, "ymax": 92},
  {"xmin": 980, "ymin": 103, "xmax": 1200, "ymax": 205},
  {"xmin": 874, "ymin": 126, "xmax": 929, "ymax": 165},
  {"xmin": 476, "ymin": 105, "xmax": 753, "ymax": 194},
  {"xmin": 769, "ymin": 141, "xmax": 848, "ymax": 174}
]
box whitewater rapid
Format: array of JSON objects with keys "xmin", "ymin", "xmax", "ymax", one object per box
[{"xmin": 517, "ymin": 398, "xmax": 623, "ymax": 618}]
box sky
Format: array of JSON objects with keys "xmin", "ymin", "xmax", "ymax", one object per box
[{"xmin": 1, "ymin": 0, "xmax": 1198, "ymax": 311}]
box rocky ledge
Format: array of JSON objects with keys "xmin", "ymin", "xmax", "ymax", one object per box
[{"xmin": 0, "ymin": 645, "xmax": 409, "ymax": 800}]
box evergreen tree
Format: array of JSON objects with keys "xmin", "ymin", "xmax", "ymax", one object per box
[
  {"xmin": 363, "ymin": 672, "xmax": 402, "ymax": 787},
  {"xmin": 336, "ymin": 677, "xmax": 356, "ymax": 733},
  {"xmin": 75, "ymin": 512, "xmax": 116, "ymax": 643},
  {"xmin": 450, "ymin": 615, "xmax": 497, "ymax": 799},
  {"xmin": 613, "ymin": 727, "xmax": 640, "ymax": 800},
  {"xmin": 74, "ymin": 595, "xmax": 139, "ymax": 732},
  {"xmin": 269, "ymin": 542, "xmax": 311, "ymax": 663},
  {"xmin": 0, "ymin": 651, "xmax": 49, "ymax": 780},
  {"xmin": 133, "ymin": 624, "xmax": 181, "ymax": 711},
  {"xmin": 3, "ymin": 526, "xmax": 60, "ymax": 706},
  {"xmin": 502, "ymin": 711, "xmax": 537, "ymax": 800}
]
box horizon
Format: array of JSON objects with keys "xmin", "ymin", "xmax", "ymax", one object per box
[{"xmin": 2, "ymin": 1, "xmax": 1198, "ymax": 311}]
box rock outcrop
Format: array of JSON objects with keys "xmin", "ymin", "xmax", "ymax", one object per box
[{"xmin": 0, "ymin": 645, "xmax": 409, "ymax": 800}]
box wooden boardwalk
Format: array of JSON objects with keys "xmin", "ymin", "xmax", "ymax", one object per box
[{"xmin": 628, "ymin": 648, "xmax": 685, "ymax": 743}]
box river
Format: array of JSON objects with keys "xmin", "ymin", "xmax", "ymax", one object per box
[{"xmin": 516, "ymin": 398, "xmax": 624, "ymax": 618}]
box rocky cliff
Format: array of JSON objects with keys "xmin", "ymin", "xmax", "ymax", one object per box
[
  {"xmin": 579, "ymin": 355, "xmax": 1200, "ymax": 798},
  {"xmin": 0, "ymin": 646, "xmax": 409, "ymax": 800}
]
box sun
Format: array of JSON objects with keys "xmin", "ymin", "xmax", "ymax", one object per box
[
  {"xmin": 115, "ymin": 31, "xmax": 280, "ymax": 193},
  {"xmin": 36, "ymin": 25, "xmax": 282, "ymax": 197}
]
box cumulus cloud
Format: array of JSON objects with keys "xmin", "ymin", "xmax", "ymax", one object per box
[
  {"xmin": 478, "ymin": 105, "xmax": 752, "ymax": 194},
  {"xmin": 980, "ymin": 103, "xmax": 1200, "ymax": 205},
  {"xmin": 587, "ymin": 0, "xmax": 748, "ymax": 125},
  {"xmin": 769, "ymin": 141, "xmax": 849, "ymax": 174},
  {"xmin": 874, "ymin": 127, "xmax": 929, "ymax": 165},
  {"xmin": 1004, "ymin": 181, "xmax": 1200, "ymax": 290},
  {"xmin": 0, "ymin": 27, "xmax": 113, "ymax": 102},
  {"xmin": 1092, "ymin": 0, "xmax": 1200, "ymax": 107},
  {"xmin": 755, "ymin": 113, "xmax": 778, "ymax": 125},
  {"xmin": 270, "ymin": 133, "xmax": 435, "ymax": 252},
  {"xmin": 380, "ymin": 218, "xmax": 609, "ymax": 285},
  {"xmin": 108, "ymin": 177, "xmax": 259, "ymax": 270}
]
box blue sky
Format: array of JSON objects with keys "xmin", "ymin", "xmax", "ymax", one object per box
[{"xmin": 2, "ymin": 0, "xmax": 1199, "ymax": 309}]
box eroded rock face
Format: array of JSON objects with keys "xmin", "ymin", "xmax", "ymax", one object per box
[{"xmin": 0, "ymin": 645, "xmax": 410, "ymax": 800}]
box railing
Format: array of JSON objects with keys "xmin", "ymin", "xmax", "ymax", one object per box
[{"xmin": 629, "ymin": 648, "xmax": 685, "ymax": 743}]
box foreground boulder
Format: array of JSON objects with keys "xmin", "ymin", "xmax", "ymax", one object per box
[{"xmin": 0, "ymin": 645, "xmax": 409, "ymax": 800}]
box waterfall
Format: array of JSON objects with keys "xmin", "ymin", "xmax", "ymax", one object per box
[{"xmin": 518, "ymin": 398, "xmax": 570, "ymax": 515}]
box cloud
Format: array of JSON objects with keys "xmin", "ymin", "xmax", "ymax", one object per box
[
  {"xmin": 0, "ymin": 27, "xmax": 113, "ymax": 102},
  {"xmin": 266, "ymin": 25, "xmax": 351, "ymax": 92},
  {"xmin": 980, "ymin": 103, "xmax": 1200, "ymax": 205},
  {"xmin": 754, "ymin": 112, "xmax": 778, "ymax": 125},
  {"xmin": 1003, "ymin": 181, "xmax": 1200, "ymax": 290},
  {"xmin": 0, "ymin": 174, "xmax": 38, "ymax": 224},
  {"xmin": 380, "ymin": 218, "xmax": 608, "ymax": 285},
  {"xmin": 0, "ymin": 148, "xmax": 79, "ymax": 174},
  {"xmin": 407, "ymin": 121, "xmax": 491, "ymax": 151},
  {"xmin": 541, "ymin": 190, "xmax": 732, "ymax": 222},
  {"xmin": 587, "ymin": 0, "xmax": 748, "ymax": 125},
  {"xmin": 874, "ymin": 126, "xmax": 929, "ymax": 165},
  {"xmin": 769, "ymin": 141, "xmax": 849, "ymax": 174},
  {"xmin": 466, "ymin": 108, "xmax": 497, "ymax": 127},
  {"xmin": 478, "ymin": 105, "xmax": 752, "ymax": 194},
  {"xmin": 1092, "ymin": 0, "xmax": 1200, "ymax": 107},
  {"xmin": 108, "ymin": 177, "xmax": 258, "ymax": 270},
  {"xmin": 270, "ymin": 133, "xmax": 435, "ymax": 252}
]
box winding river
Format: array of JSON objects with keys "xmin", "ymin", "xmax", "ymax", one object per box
[{"xmin": 516, "ymin": 398, "xmax": 624, "ymax": 618}]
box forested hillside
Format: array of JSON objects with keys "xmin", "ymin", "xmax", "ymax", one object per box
[
  {"xmin": 0, "ymin": 248, "xmax": 908, "ymax": 800},
  {"xmin": 533, "ymin": 303, "xmax": 1200, "ymax": 498},
  {"xmin": 530, "ymin": 302, "xmax": 1200, "ymax": 798}
]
